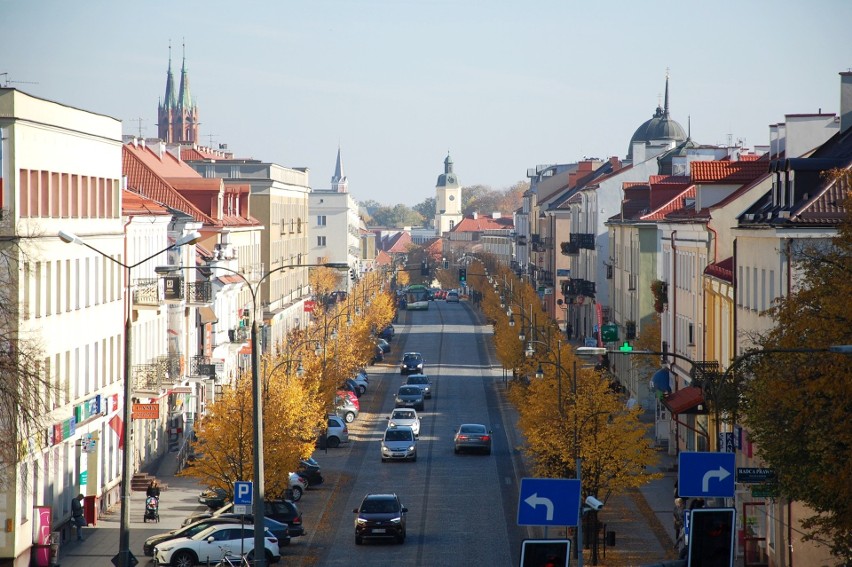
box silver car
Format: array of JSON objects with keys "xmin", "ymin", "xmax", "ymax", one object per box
[
  {"xmin": 405, "ymin": 374, "xmax": 432, "ymax": 399},
  {"xmin": 387, "ymin": 408, "xmax": 421, "ymax": 437},
  {"xmin": 381, "ymin": 426, "xmax": 417, "ymax": 462},
  {"xmin": 395, "ymin": 386, "xmax": 424, "ymax": 411}
]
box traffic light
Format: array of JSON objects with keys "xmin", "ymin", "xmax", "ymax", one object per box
[
  {"xmin": 459, "ymin": 268, "xmax": 467, "ymax": 284},
  {"xmin": 349, "ymin": 268, "xmax": 356, "ymax": 281},
  {"xmin": 688, "ymin": 508, "xmax": 736, "ymax": 567},
  {"xmin": 519, "ymin": 539, "xmax": 569, "ymax": 567}
]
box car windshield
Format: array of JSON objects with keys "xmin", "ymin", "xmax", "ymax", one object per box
[
  {"xmin": 385, "ymin": 429, "xmax": 413, "ymax": 442},
  {"xmin": 393, "ymin": 411, "xmax": 414, "ymax": 420},
  {"xmin": 407, "ymin": 376, "xmax": 427, "ymax": 384},
  {"xmin": 404, "ymin": 354, "xmax": 421, "ymax": 362},
  {"xmin": 362, "ymin": 499, "xmax": 399, "ymax": 514},
  {"xmin": 399, "ymin": 387, "xmax": 420, "ymax": 395},
  {"xmin": 460, "ymin": 425, "xmax": 486, "ymax": 434}
]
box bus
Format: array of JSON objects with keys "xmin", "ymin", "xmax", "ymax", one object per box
[{"xmin": 405, "ymin": 284, "xmax": 431, "ymax": 311}]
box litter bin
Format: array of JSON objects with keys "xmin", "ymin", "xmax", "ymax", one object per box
[
  {"xmin": 49, "ymin": 532, "xmax": 60, "ymax": 566},
  {"xmin": 31, "ymin": 532, "xmax": 59, "ymax": 567},
  {"xmin": 317, "ymin": 433, "xmax": 328, "ymax": 450}
]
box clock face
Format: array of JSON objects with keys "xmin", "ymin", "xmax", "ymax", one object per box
[
  {"xmin": 447, "ymin": 175, "xmax": 455, "ymax": 184},
  {"xmin": 448, "ymin": 195, "xmax": 455, "ymax": 201}
]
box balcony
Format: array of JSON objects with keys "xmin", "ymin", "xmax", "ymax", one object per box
[
  {"xmin": 228, "ymin": 327, "xmax": 249, "ymax": 343},
  {"xmin": 562, "ymin": 278, "xmax": 596, "ymax": 298},
  {"xmin": 132, "ymin": 355, "xmax": 182, "ymax": 391},
  {"xmin": 570, "ymin": 233, "xmax": 596, "ymax": 250},
  {"xmin": 190, "ymin": 355, "xmax": 217, "ymax": 378},
  {"xmin": 187, "ymin": 280, "xmax": 212, "ymax": 304},
  {"xmin": 561, "ymin": 241, "xmax": 580, "ymax": 255},
  {"xmin": 133, "ymin": 278, "xmax": 160, "ymax": 306}
]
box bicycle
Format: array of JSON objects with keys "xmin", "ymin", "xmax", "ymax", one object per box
[{"xmin": 213, "ymin": 545, "xmax": 252, "ymax": 566}]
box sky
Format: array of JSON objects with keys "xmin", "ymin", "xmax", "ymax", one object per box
[{"xmin": 2, "ymin": 0, "xmax": 851, "ymax": 207}]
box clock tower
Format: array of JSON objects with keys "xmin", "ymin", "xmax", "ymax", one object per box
[{"xmin": 435, "ymin": 153, "xmax": 463, "ymax": 236}]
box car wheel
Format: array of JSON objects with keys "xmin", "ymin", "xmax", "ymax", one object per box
[
  {"xmin": 355, "ymin": 535, "xmax": 363, "ymax": 545},
  {"xmin": 327, "ymin": 436, "xmax": 340, "ymax": 449},
  {"xmin": 397, "ymin": 532, "xmax": 405, "ymax": 544},
  {"xmin": 411, "ymin": 453, "xmax": 417, "ymax": 462},
  {"xmin": 485, "ymin": 448, "xmax": 492, "ymax": 455},
  {"xmin": 417, "ymin": 403, "xmax": 424, "ymax": 411},
  {"xmin": 171, "ymin": 550, "xmax": 195, "ymax": 567},
  {"xmin": 291, "ymin": 485, "xmax": 303, "ymax": 501},
  {"xmin": 358, "ymin": 385, "xmax": 366, "ymax": 395},
  {"xmin": 344, "ymin": 411, "xmax": 355, "ymax": 423},
  {"xmin": 454, "ymin": 446, "xmax": 460, "ymax": 454}
]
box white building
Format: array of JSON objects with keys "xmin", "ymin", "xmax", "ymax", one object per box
[
  {"xmin": 434, "ymin": 153, "xmax": 463, "ymax": 237},
  {"xmin": 309, "ymin": 147, "xmax": 362, "ymax": 286},
  {"xmin": 0, "ymin": 88, "xmax": 125, "ymax": 566}
]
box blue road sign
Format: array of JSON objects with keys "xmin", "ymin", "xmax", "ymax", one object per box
[
  {"xmin": 517, "ymin": 478, "xmax": 581, "ymax": 527},
  {"xmin": 234, "ymin": 481, "xmax": 253, "ymax": 505},
  {"xmin": 678, "ymin": 452, "xmax": 735, "ymax": 498}
]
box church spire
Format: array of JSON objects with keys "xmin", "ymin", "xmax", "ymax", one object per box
[
  {"xmin": 163, "ymin": 42, "xmax": 177, "ymax": 109},
  {"xmin": 331, "ymin": 145, "xmax": 348, "ymax": 193},
  {"xmin": 178, "ymin": 41, "xmax": 193, "ymax": 110},
  {"xmin": 664, "ymin": 68, "xmax": 670, "ymax": 117}
]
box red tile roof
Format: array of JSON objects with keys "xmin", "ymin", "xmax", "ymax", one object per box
[
  {"xmin": 450, "ymin": 215, "xmax": 514, "ymax": 233},
  {"xmin": 122, "ymin": 189, "xmax": 171, "ymax": 216},
  {"xmin": 705, "ymin": 257, "xmax": 734, "ymax": 283},
  {"xmin": 374, "ymin": 250, "xmax": 393, "ymax": 266},
  {"xmin": 662, "ymin": 386, "xmax": 705, "ymax": 414},
  {"xmin": 641, "ymin": 185, "xmax": 696, "ymax": 221},
  {"xmin": 691, "ymin": 160, "xmax": 768, "ymax": 184}
]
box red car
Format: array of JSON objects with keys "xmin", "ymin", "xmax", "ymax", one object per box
[{"xmin": 337, "ymin": 390, "xmax": 360, "ymax": 410}]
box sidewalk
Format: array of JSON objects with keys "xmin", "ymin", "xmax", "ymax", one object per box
[{"xmin": 57, "ymin": 452, "xmax": 208, "ymax": 567}]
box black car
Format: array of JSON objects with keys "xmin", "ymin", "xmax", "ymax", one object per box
[
  {"xmin": 399, "ymin": 352, "xmax": 424, "ymax": 375},
  {"xmin": 297, "ymin": 457, "xmax": 324, "ymax": 487},
  {"xmin": 182, "ymin": 500, "xmax": 306, "ymax": 538},
  {"xmin": 378, "ymin": 325, "xmax": 395, "ymax": 341},
  {"xmin": 353, "ymin": 493, "xmax": 408, "ymax": 544},
  {"xmin": 371, "ymin": 345, "xmax": 384, "ymax": 364}
]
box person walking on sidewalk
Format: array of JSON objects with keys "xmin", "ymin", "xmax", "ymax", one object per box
[
  {"xmin": 71, "ymin": 494, "xmax": 85, "ymax": 541},
  {"xmin": 146, "ymin": 480, "xmax": 161, "ymax": 499}
]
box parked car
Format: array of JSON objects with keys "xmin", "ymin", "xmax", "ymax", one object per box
[
  {"xmin": 339, "ymin": 380, "xmax": 362, "ymax": 400},
  {"xmin": 198, "ymin": 487, "xmax": 228, "ymax": 510},
  {"xmin": 380, "ymin": 426, "xmax": 417, "ymax": 462},
  {"xmin": 323, "ymin": 414, "xmax": 349, "ymax": 448},
  {"xmin": 378, "ymin": 325, "xmax": 395, "ymax": 341},
  {"xmin": 387, "ymin": 408, "xmax": 421, "ymax": 437},
  {"xmin": 350, "ymin": 373, "xmax": 368, "ymax": 395},
  {"xmin": 376, "ymin": 338, "xmax": 391, "ymax": 354},
  {"xmin": 335, "ymin": 394, "xmax": 359, "ymax": 423},
  {"xmin": 446, "ymin": 290, "xmax": 460, "ymax": 303},
  {"xmin": 353, "ymin": 493, "xmax": 408, "ymax": 545},
  {"xmin": 399, "ymin": 352, "xmax": 424, "ymax": 375},
  {"xmin": 184, "ymin": 500, "xmax": 306, "ymax": 538},
  {"xmin": 405, "ymin": 374, "xmax": 432, "ymax": 399},
  {"xmin": 453, "ymin": 423, "xmax": 493, "ymax": 455},
  {"xmin": 144, "ymin": 517, "xmax": 245, "ymax": 557},
  {"xmin": 286, "ymin": 471, "xmax": 308, "ymax": 501},
  {"xmin": 214, "ymin": 515, "xmax": 291, "ymax": 548},
  {"xmin": 395, "ymin": 385, "xmax": 425, "ymax": 411},
  {"xmin": 153, "ymin": 523, "xmax": 280, "ymax": 567},
  {"xmin": 297, "ymin": 457, "xmax": 324, "ymax": 487},
  {"xmin": 371, "ymin": 345, "xmax": 384, "ymax": 364}
]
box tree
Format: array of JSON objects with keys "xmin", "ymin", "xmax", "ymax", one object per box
[
  {"xmin": 412, "ymin": 197, "xmax": 435, "ymax": 221},
  {"xmin": 0, "ymin": 239, "xmax": 57, "ymax": 489},
  {"xmin": 740, "ymin": 176, "xmax": 851, "ymax": 560},
  {"xmin": 369, "ymin": 204, "xmax": 424, "ymax": 228}
]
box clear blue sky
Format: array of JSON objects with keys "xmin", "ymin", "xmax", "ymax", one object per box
[{"xmin": 3, "ymin": 0, "xmax": 850, "ymax": 206}]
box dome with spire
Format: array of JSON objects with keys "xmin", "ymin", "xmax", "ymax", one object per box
[
  {"xmin": 627, "ymin": 75, "xmax": 686, "ymax": 160},
  {"xmin": 436, "ymin": 152, "xmax": 460, "ymax": 187}
]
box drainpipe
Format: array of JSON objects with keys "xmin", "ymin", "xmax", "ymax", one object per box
[
  {"xmin": 670, "ymin": 230, "xmax": 678, "ymax": 453},
  {"xmin": 786, "ymin": 239, "xmax": 793, "ymax": 297},
  {"xmin": 704, "ymin": 225, "xmax": 718, "ymax": 365}
]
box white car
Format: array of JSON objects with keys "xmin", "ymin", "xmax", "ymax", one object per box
[
  {"xmin": 352, "ymin": 372, "xmax": 369, "ymax": 395},
  {"xmin": 387, "ymin": 408, "xmax": 421, "ymax": 437},
  {"xmin": 288, "ymin": 471, "xmax": 307, "ymax": 500},
  {"xmin": 153, "ymin": 523, "xmax": 280, "ymax": 567},
  {"xmin": 380, "ymin": 426, "xmax": 417, "ymax": 462}
]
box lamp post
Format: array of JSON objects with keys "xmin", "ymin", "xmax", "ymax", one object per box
[
  {"xmin": 59, "ymin": 229, "xmax": 200, "ymax": 567},
  {"xmin": 158, "ymin": 261, "xmax": 347, "ymax": 567}
]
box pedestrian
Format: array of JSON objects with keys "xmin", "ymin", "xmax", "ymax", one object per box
[
  {"xmin": 566, "ymin": 323, "xmax": 573, "ymax": 340},
  {"xmin": 71, "ymin": 494, "xmax": 85, "ymax": 541},
  {"xmin": 146, "ymin": 479, "xmax": 161, "ymax": 499},
  {"xmin": 673, "ymin": 497, "xmax": 686, "ymax": 548}
]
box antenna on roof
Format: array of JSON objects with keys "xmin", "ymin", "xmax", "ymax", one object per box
[
  {"xmin": 0, "ymin": 73, "xmax": 39, "ymax": 88},
  {"xmin": 206, "ymin": 134, "xmax": 218, "ymax": 148},
  {"xmin": 132, "ymin": 117, "xmax": 145, "ymax": 138}
]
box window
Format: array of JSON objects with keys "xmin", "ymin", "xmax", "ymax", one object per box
[
  {"xmin": 317, "ymin": 236, "xmax": 326, "ymax": 247},
  {"xmin": 317, "ymin": 215, "xmax": 327, "ymax": 226}
]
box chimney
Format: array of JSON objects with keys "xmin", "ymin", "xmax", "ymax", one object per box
[
  {"xmin": 841, "ymin": 71, "xmax": 852, "ymax": 133},
  {"xmin": 472, "ymin": 212, "xmax": 478, "ymax": 220},
  {"xmin": 491, "ymin": 212, "xmax": 501, "ymax": 219}
]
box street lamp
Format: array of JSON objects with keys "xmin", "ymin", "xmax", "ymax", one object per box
[
  {"xmin": 59, "ymin": 229, "xmax": 200, "ymax": 567},
  {"xmin": 157, "ymin": 260, "xmax": 347, "ymax": 567}
]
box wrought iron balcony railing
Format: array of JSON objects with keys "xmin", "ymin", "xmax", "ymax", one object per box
[
  {"xmin": 187, "ymin": 280, "xmax": 212, "ymax": 304},
  {"xmin": 132, "ymin": 278, "xmax": 160, "ymax": 306}
]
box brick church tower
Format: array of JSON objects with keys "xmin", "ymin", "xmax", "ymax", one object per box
[{"xmin": 157, "ymin": 43, "xmax": 199, "ymax": 144}]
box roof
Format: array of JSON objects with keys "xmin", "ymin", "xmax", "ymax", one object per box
[
  {"xmin": 627, "ymin": 76, "xmax": 686, "ymax": 160},
  {"xmin": 705, "ymin": 257, "xmax": 734, "ymax": 283},
  {"xmin": 690, "ymin": 160, "xmax": 769, "ymax": 184},
  {"xmin": 661, "ymin": 386, "xmax": 706, "ymax": 414},
  {"xmin": 449, "ymin": 215, "xmax": 514, "ymax": 233},
  {"xmin": 122, "ymin": 189, "xmax": 171, "ymax": 216}
]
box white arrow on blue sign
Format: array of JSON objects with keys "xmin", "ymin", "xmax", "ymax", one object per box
[
  {"xmin": 517, "ymin": 478, "xmax": 581, "ymax": 527},
  {"xmin": 234, "ymin": 481, "xmax": 253, "ymax": 505},
  {"xmin": 678, "ymin": 452, "xmax": 735, "ymax": 498}
]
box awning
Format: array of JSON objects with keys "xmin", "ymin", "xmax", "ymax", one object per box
[
  {"xmin": 651, "ymin": 368, "xmax": 672, "ymax": 393},
  {"xmin": 661, "ymin": 386, "xmax": 706, "ymax": 414},
  {"xmin": 198, "ymin": 306, "xmax": 218, "ymax": 324}
]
